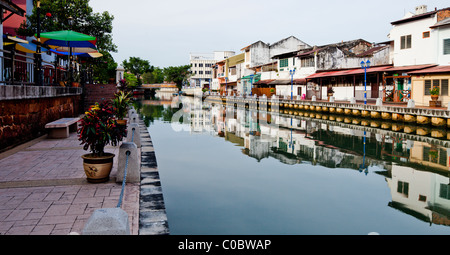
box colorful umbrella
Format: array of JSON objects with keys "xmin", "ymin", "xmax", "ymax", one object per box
[
  {"xmin": 50, "ymin": 49, "xmax": 103, "ymax": 58},
  {"xmin": 16, "ymin": 42, "xmax": 48, "ymax": 54},
  {"xmin": 36, "ymin": 30, "xmax": 97, "ymax": 48}
]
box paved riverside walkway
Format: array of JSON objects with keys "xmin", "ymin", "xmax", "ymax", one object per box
[{"xmin": 0, "ymin": 129, "xmax": 141, "ymax": 235}]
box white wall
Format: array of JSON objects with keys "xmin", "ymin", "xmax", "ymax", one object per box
[
  {"xmin": 436, "ymin": 26, "xmax": 450, "ymax": 65},
  {"xmin": 389, "ymin": 17, "xmax": 437, "ymax": 66}
]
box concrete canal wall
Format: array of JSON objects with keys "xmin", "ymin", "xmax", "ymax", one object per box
[
  {"xmin": 206, "ymin": 95, "xmax": 450, "ymax": 128},
  {"xmin": 136, "ymin": 116, "xmax": 170, "ymax": 235}
]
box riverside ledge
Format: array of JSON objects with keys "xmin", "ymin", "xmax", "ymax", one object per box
[{"xmin": 137, "ymin": 117, "xmax": 170, "ymax": 235}]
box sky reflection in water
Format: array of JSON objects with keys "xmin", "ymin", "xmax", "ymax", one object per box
[{"xmin": 142, "ymin": 95, "xmax": 450, "ymax": 235}]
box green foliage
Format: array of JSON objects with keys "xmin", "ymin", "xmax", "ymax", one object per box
[
  {"xmin": 122, "ymin": 57, "xmax": 153, "ymax": 86},
  {"xmin": 17, "ymin": 0, "xmax": 117, "ymax": 53},
  {"xmin": 78, "ymin": 101, "xmax": 126, "ymax": 156},
  {"xmin": 430, "ymin": 86, "xmax": 440, "ymax": 96},
  {"xmin": 142, "ymin": 67, "xmax": 164, "ymax": 84},
  {"xmin": 124, "ymin": 72, "xmax": 138, "ymax": 88},
  {"xmin": 111, "ymin": 91, "xmax": 132, "ymax": 119},
  {"xmin": 91, "ymin": 51, "xmax": 117, "ymax": 84},
  {"xmin": 163, "ymin": 65, "xmax": 191, "ymax": 88}
]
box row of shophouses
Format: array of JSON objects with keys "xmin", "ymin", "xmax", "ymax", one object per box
[{"xmin": 189, "ymin": 5, "xmax": 450, "ymax": 107}]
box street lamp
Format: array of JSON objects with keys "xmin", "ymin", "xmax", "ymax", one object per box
[
  {"xmin": 290, "ymin": 69, "xmax": 295, "ymax": 100},
  {"xmin": 360, "ymin": 60, "xmax": 371, "ymax": 105}
]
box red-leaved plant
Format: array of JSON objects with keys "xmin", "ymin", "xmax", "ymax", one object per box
[{"xmin": 78, "ymin": 101, "xmax": 127, "ymax": 156}]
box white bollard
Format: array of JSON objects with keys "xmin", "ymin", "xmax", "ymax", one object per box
[
  {"xmin": 117, "ymin": 142, "xmax": 140, "ymax": 183},
  {"xmin": 82, "ymin": 208, "xmax": 130, "ymax": 235},
  {"xmin": 127, "ymin": 123, "xmax": 141, "ymax": 148}
]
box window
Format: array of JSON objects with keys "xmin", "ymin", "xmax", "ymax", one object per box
[
  {"xmin": 423, "ymin": 31, "xmax": 430, "ymax": 38},
  {"xmin": 199, "ymin": 71, "xmax": 203, "ymax": 75},
  {"xmin": 440, "ymin": 184, "xmax": 450, "ymax": 200},
  {"xmin": 441, "ymin": 79, "xmax": 449, "ymax": 96},
  {"xmin": 444, "ymin": 38, "xmax": 450, "ymax": 55},
  {"xmin": 425, "ymin": 79, "xmax": 449, "ymax": 96},
  {"xmin": 418, "ymin": 195, "xmax": 427, "ymax": 202},
  {"xmin": 199, "ymin": 63, "xmax": 203, "ymax": 67},
  {"xmin": 424, "ymin": 80, "xmax": 431, "ymax": 95},
  {"xmin": 400, "ymin": 35, "xmax": 412, "ymax": 49},
  {"xmin": 301, "ymin": 57, "xmax": 315, "ymax": 67},
  {"xmin": 397, "ymin": 181, "xmax": 409, "ymax": 197},
  {"xmin": 279, "ymin": 58, "xmax": 288, "ymax": 68}
]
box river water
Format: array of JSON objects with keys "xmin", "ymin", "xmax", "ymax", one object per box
[{"xmin": 137, "ymin": 93, "xmax": 450, "ymax": 235}]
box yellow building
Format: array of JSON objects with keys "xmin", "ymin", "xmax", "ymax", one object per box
[{"xmin": 410, "ymin": 65, "xmax": 450, "ymax": 107}]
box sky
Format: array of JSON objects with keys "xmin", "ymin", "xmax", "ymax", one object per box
[{"xmin": 88, "ymin": 0, "xmax": 450, "ymax": 68}]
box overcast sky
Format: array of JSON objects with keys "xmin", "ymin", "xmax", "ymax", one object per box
[{"xmin": 88, "ymin": 0, "xmax": 450, "ymax": 68}]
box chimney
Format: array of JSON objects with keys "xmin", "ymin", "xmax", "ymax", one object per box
[{"xmin": 415, "ymin": 5, "xmax": 428, "ymax": 15}]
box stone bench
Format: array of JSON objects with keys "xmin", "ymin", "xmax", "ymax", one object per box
[{"xmin": 45, "ymin": 117, "xmax": 80, "ymax": 139}]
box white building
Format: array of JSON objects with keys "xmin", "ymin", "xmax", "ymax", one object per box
[
  {"xmin": 189, "ymin": 51, "xmax": 235, "ymax": 90},
  {"xmin": 388, "ymin": 5, "xmax": 450, "ymax": 66}
]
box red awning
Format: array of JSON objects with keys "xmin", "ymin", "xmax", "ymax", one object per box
[
  {"xmin": 294, "ymin": 78, "xmax": 307, "ymax": 85},
  {"xmin": 254, "ymin": 79, "xmax": 275, "ymax": 85},
  {"xmin": 306, "ymin": 66, "xmax": 392, "ymax": 79},
  {"xmin": 384, "ymin": 64, "xmax": 436, "ymax": 72},
  {"xmin": 409, "ymin": 65, "xmax": 450, "ymax": 74}
]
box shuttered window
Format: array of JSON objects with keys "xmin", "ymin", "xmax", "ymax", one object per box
[
  {"xmin": 424, "ymin": 79, "xmax": 449, "ymax": 96},
  {"xmin": 444, "ymin": 39, "xmax": 450, "ymax": 55},
  {"xmin": 424, "ymin": 80, "xmax": 431, "ymax": 95},
  {"xmin": 279, "ymin": 59, "xmax": 288, "ymax": 68},
  {"xmin": 441, "ymin": 79, "xmax": 449, "ymax": 96},
  {"xmin": 401, "ymin": 35, "xmax": 412, "ymax": 49}
]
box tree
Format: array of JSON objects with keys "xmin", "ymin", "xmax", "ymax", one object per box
[
  {"xmin": 142, "ymin": 67, "xmax": 164, "ymax": 84},
  {"xmin": 163, "ymin": 65, "xmax": 191, "ymax": 89},
  {"xmin": 91, "ymin": 51, "xmax": 117, "ymax": 84},
  {"xmin": 123, "ymin": 72, "xmax": 138, "ymax": 88},
  {"xmin": 17, "ymin": 0, "xmax": 117, "ymax": 53},
  {"xmin": 122, "ymin": 57, "xmax": 153, "ymax": 86}
]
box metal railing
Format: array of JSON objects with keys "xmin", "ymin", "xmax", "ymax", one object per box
[{"xmin": 0, "ymin": 48, "xmax": 94, "ymax": 87}]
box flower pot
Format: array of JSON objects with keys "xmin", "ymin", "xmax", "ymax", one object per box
[
  {"xmin": 81, "ymin": 153, "xmax": 115, "ymax": 183},
  {"xmin": 431, "ymin": 95, "xmax": 439, "ymax": 101},
  {"xmin": 117, "ymin": 119, "xmax": 127, "ymax": 126}
]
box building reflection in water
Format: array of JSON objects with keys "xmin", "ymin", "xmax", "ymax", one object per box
[{"xmin": 139, "ymin": 94, "xmax": 450, "ymax": 228}]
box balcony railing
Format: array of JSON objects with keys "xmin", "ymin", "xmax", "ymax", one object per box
[{"xmin": 0, "ymin": 49, "xmax": 90, "ymax": 87}]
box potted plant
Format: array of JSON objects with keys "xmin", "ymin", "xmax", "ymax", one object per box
[
  {"xmin": 78, "ymin": 101, "xmax": 127, "ymax": 183},
  {"xmin": 430, "ymin": 86, "xmax": 439, "ymax": 101},
  {"xmin": 112, "ymin": 91, "xmax": 132, "ymax": 126}
]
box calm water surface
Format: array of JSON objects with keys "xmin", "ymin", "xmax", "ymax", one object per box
[{"xmin": 139, "ymin": 94, "xmax": 450, "ymax": 235}]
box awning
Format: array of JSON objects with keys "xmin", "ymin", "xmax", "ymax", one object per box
[
  {"xmin": 241, "ymin": 73, "xmax": 261, "ymax": 83},
  {"xmin": 294, "ymin": 78, "xmax": 307, "ymax": 85},
  {"xmin": 384, "ymin": 64, "xmax": 437, "ymax": 72},
  {"xmin": 409, "ymin": 65, "xmax": 450, "ymax": 74},
  {"xmin": 306, "ymin": 66, "xmax": 392, "ymax": 79},
  {"xmin": 269, "ymin": 79, "xmax": 291, "ymax": 85},
  {"xmin": 254, "ymin": 79, "xmax": 275, "ymax": 85}
]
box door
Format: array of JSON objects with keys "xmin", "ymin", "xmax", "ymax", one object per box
[{"xmin": 371, "ymin": 82, "xmax": 379, "ymax": 98}]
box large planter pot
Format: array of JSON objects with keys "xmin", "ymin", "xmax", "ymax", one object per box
[
  {"xmin": 117, "ymin": 119, "xmax": 127, "ymax": 126},
  {"xmin": 81, "ymin": 153, "xmax": 115, "ymax": 183}
]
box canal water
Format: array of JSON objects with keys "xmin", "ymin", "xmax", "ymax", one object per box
[{"xmin": 137, "ymin": 93, "xmax": 450, "ymax": 235}]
